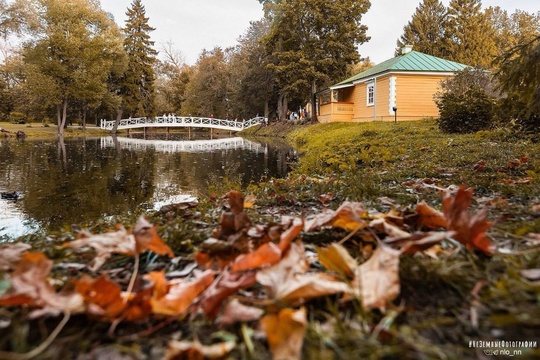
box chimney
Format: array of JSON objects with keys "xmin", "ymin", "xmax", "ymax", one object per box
[{"xmin": 402, "ymin": 45, "xmax": 413, "ymax": 54}]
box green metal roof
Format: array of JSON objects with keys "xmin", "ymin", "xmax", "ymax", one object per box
[{"xmin": 332, "ymin": 50, "xmax": 468, "ymax": 88}]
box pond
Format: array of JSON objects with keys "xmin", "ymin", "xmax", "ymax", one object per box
[{"xmin": 0, "ymin": 135, "xmax": 296, "ymax": 240}]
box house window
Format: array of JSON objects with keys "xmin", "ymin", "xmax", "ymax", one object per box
[{"xmin": 367, "ymin": 82, "xmax": 375, "ymax": 106}]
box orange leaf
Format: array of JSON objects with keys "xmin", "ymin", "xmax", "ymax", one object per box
[
  {"xmin": 225, "ymin": 190, "xmax": 244, "ymax": 214},
  {"xmin": 261, "ymin": 307, "xmax": 307, "ymax": 360},
  {"xmin": 256, "ymin": 242, "xmax": 349, "ymax": 305},
  {"xmin": 317, "ymin": 243, "xmax": 357, "ymax": 279},
  {"xmin": 278, "ymin": 217, "xmax": 304, "ymax": 252},
  {"xmin": 133, "ymin": 216, "xmax": 174, "ymax": 257},
  {"xmin": 198, "ymin": 270, "xmax": 256, "ymax": 319},
  {"xmin": 230, "ymin": 242, "xmax": 282, "ymax": 273},
  {"xmin": 145, "ymin": 270, "xmax": 215, "ymax": 316},
  {"xmin": 76, "ymin": 275, "xmax": 127, "ymax": 319},
  {"xmin": 442, "ymin": 186, "xmax": 495, "ymax": 255},
  {"xmin": 415, "ymin": 201, "xmax": 447, "ymax": 229}
]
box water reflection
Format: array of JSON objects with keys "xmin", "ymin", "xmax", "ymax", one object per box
[{"xmin": 0, "ymin": 136, "xmax": 295, "ymax": 239}]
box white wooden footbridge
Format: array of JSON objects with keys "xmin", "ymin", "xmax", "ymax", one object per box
[{"xmin": 100, "ymin": 115, "xmax": 266, "ymax": 132}]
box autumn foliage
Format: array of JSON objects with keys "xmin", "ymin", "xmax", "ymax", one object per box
[{"xmin": 0, "ymin": 187, "xmax": 496, "ymax": 359}]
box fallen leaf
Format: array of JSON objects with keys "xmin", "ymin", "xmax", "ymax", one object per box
[
  {"xmin": 278, "ymin": 217, "xmax": 304, "ymax": 252},
  {"xmin": 521, "ymin": 269, "xmax": 540, "ymax": 281},
  {"xmin": 0, "ymin": 252, "xmax": 84, "ymax": 317},
  {"xmin": 256, "ymin": 242, "xmax": 349, "ymax": 305},
  {"xmin": 353, "ymin": 244, "xmax": 401, "ymax": 311},
  {"xmin": 243, "ymin": 193, "xmax": 257, "ymax": 208},
  {"xmin": 304, "ymin": 201, "xmax": 368, "ymax": 232},
  {"xmin": 261, "ymin": 307, "xmax": 307, "ymax": 360},
  {"xmin": 75, "ymin": 275, "xmax": 127, "ymax": 319},
  {"xmin": 370, "ymin": 218, "xmax": 410, "ymax": 238},
  {"xmin": 145, "ymin": 270, "xmax": 215, "ymax": 316},
  {"xmin": 63, "ymin": 226, "xmax": 135, "ymax": 271},
  {"xmin": 415, "ymin": 201, "xmax": 447, "ymax": 229},
  {"xmin": 216, "ymin": 298, "xmax": 264, "ymax": 326},
  {"xmin": 317, "ymin": 243, "xmax": 357, "ymax": 279},
  {"xmin": 230, "ymin": 242, "xmax": 282, "ymax": 273},
  {"xmin": 133, "ymin": 216, "xmax": 174, "ymax": 257},
  {"xmin": 442, "ymin": 185, "xmax": 496, "ymax": 255},
  {"xmin": 0, "ymin": 242, "xmax": 31, "ymax": 271},
  {"xmin": 384, "ymin": 231, "xmax": 454, "ymax": 254},
  {"xmin": 198, "ymin": 270, "xmax": 257, "ymax": 319},
  {"xmin": 165, "ymin": 339, "xmax": 236, "ymax": 360}
]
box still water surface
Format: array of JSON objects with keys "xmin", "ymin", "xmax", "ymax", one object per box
[{"xmin": 0, "ymin": 135, "xmax": 295, "ymax": 239}]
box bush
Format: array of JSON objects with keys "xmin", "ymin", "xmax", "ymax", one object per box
[
  {"xmin": 9, "ymin": 112, "xmax": 26, "ymax": 124},
  {"xmin": 436, "ymin": 88, "xmax": 494, "ymax": 133},
  {"xmin": 434, "ymin": 68, "xmax": 498, "ymax": 134}
]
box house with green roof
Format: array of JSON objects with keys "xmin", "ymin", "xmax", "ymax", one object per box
[{"xmin": 317, "ymin": 46, "xmax": 468, "ymax": 122}]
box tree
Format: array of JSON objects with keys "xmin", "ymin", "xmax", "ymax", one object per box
[
  {"xmin": 229, "ymin": 19, "xmax": 277, "ymax": 120},
  {"xmin": 496, "ymin": 35, "xmax": 540, "ymax": 129},
  {"xmin": 21, "ymin": 0, "xmax": 124, "ymax": 137},
  {"xmin": 259, "ymin": 0, "xmax": 370, "ymax": 120},
  {"xmin": 121, "ymin": 0, "xmax": 158, "ymax": 118},
  {"xmin": 486, "ymin": 7, "xmax": 540, "ymax": 58},
  {"xmin": 183, "ymin": 47, "xmax": 231, "ymax": 118},
  {"xmin": 444, "ymin": 0, "xmax": 497, "ymax": 68},
  {"xmin": 395, "ymin": 0, "xmax": 448, "ymax": 57}
]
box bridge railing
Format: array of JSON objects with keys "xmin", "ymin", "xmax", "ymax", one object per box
[{"xmin": 100, "ymin": 116, "xmax": 266, "ymax": 131}]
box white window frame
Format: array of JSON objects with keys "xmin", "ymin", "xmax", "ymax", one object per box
[{"xmin": 367, "ymin": 82, "xmax": 375, "ymax": 106}]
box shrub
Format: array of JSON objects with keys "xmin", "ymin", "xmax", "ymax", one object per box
[
  {"xmin": 434, "ymin": 68, "xmax": 498, "ymax": 134},
  {"xmin": 9, "ymin": 112, "xmax": 26, "ymax": 124},
  {"xmin": 436, "ymin": 88, "xmax": 494, "ymax": 133}
]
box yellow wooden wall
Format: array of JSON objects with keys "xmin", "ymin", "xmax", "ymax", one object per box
[{"xmin": 322, "ymin": 73, "xmax": 452, "ymax": 122}]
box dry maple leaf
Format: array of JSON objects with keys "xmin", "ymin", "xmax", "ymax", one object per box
[
  {"xmin": 144, "ymin": 270, "xmax": 215, "ymax": 316},
  {"xmin": 384, "ymin": 231, "xmax": 455, "ymax": 254},
  {"xmin": 0, "ymin": 252, "xmax": 84, "ymax": 318},
  {"xmin": 304, "ymin": 201, "xmax": 368, "ymax": 232},
  {"xmin": 165, "ymin": 338, "xmax": 236, "ymax": 360},
  {"xmin": 0, "ymin": 242, "xmax": 31, "ymax": 271},
  {"xmin": 63, "ymin": 226, "xmax": 135, "ymax": 271},
  {"xmin": 230, "ymin": 242, "xmax": 282, "ymax": 273},
  {"xmin": 317, "ymin": 243, "xmax": 357, "ymax": 279},
  {"xmin": 442, "ymin": 185, "xmax": 496, "ymax": 255},
  {"xmin": 75, "ymin": 274, "xmax": 153, "ymax": 322},
  {"xmin": 133, "ymin": 216, "xmax": 174, "ymax": 257},
  {"xmin": 215, "ymin": 298, "xmax": 264, "ymax": 326},
  {"xmin": 256, "ymin": 241, "xmax": 350, "ymax": 305},
  {"xmin": 414, "ymin": 201, "xmax": 447, "ymax": 229},
  {"xmin": 352, "ymin": 244, "xmax": 401, "ymax": 312},
  {"xmin": 198, "ymin": 269, "xmax": 257, "ymax": 319},
  {"xmin": 261, "ymin": 307, "xmax": 307, "ymax": 360}
]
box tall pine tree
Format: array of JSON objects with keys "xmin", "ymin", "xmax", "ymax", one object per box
[
  {"xmin": 444, "ymin": 0, "xmax": 496, "ymax": 68},
  {"xmin": 260, "ymin": 0, "xmax": 370, "ymax": 120},
  {"xmin": 122, "ymin": 0, "xmax": 157, "ymax": 117},
  {"xmin": 395, "ymin": 0, "xmax": 447, "ymax": 57}
]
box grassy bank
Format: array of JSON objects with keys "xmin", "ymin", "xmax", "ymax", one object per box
[
  {"xmin": 0, "ymin": 121, "xmax": 108, "ymax": 138},
  {"xmin": 2, "ymin": 119, "xmax": 539, "ymax": 359}
]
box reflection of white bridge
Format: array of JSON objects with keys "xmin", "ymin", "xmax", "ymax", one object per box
[
  {"xmin": 100, "ymin": 116, "xmax": 266, "ymax": 132},
  {"xmin": 100, "ymin": 136, "xmax": 265, "ymax": 153}
]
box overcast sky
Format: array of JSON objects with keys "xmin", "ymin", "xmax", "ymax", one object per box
[{"xmin": 99, "ymin": 0, "xmax": 539, "ymax": 65}]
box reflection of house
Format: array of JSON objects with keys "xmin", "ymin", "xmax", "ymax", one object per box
[{"xmin": 317, "ymin": 46, "xmax": 468, "ymax": 122}]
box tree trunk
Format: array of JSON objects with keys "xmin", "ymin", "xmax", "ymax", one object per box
[
  {"xmin": 57, "ymin": 99, "xmax": 68, "ymax": 137},
  {"xmin": 311, "ymin": 80, "xmax": 318, "ymax": 123},
  {"xmin": 111, "ymin": 107, "xmax": 123, "ymax": 134},
  {"xmin": 82, "ymin": 105, "xmax": 87, "ymax": 130},
  {"xmin": 277, "ymin": 93, "xmax": 288, "ymax": 121}
]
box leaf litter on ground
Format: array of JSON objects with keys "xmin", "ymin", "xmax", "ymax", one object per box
[{"xmin": 0, "ymin": 186, "xmax": 504, "ymax": 359}]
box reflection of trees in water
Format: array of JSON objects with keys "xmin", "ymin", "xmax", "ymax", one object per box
[
  {"xmin": 2, "ymin": 139, "xmax": 156, "ymax": 233},
  {"xmin": 0, "ymin": 137, "xmax": 295, "ymax": 236}
]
